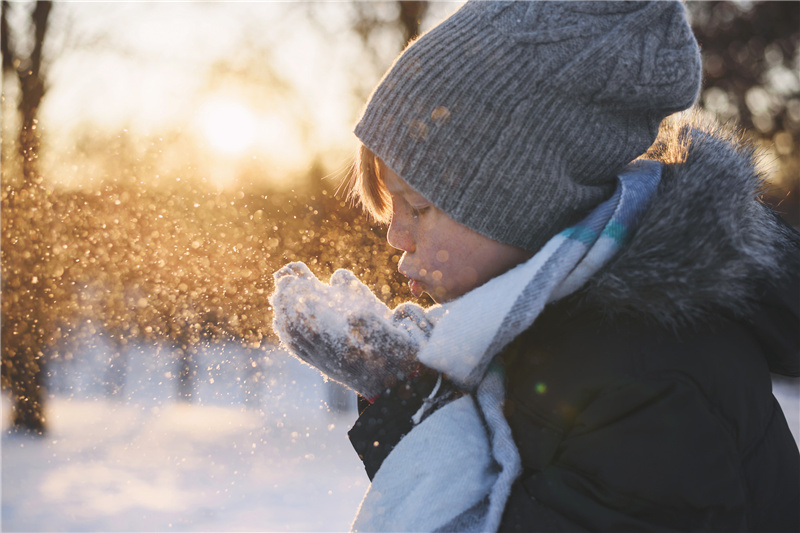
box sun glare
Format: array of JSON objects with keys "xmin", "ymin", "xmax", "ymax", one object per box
[{"xmin": 197, "ymin": 97, "xmax": 257, "ymax": 155}]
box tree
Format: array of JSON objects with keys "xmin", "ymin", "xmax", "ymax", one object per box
[
  {"xmin": 688, "ymin": 1, "xmax": 800, "ymax": 226},
  {"xmin": 1, "ymin": 0, "xmax": 54, "ymax": 434}
]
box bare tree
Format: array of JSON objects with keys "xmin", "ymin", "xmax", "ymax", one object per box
[
  {"xmin": 397, "ymin": 1, "xmax": 428, "ymax": 44},
  {"xmin": 351, "ymin": 1, "xmax": 428, "ymax": 61},
  {"xmin": 688, "ymin": 1, "xmax": 800, "ymax": 226},
  {"xmin": 1, "ymin": 0, "xmax": 54, "ymax": 434}
]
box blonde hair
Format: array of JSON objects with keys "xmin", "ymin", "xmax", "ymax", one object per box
[{"xmin": 341, "ymin": 144, "xmax": 392, "ymax": 224}]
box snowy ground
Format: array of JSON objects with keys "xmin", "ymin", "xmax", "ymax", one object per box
[
  {"xmin": 2, "ymin": 342, "xmax": 368, "ymax": 532},
  {"xmin": 2, "ymin": 340, "xmax": 799, "ymax": 533}
]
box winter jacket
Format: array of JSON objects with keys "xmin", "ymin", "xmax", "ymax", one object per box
[{"xmin": 349, "ymin": 115, "xmax": 800, "ymax": 531}]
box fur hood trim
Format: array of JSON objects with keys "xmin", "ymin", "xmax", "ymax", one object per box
[{"xmin": 581, "ymin": 111, "xmax": 799, "ymax": 330}]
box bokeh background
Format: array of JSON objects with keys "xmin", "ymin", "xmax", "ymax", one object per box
[{"xmin": 2, "ymin": 2, "xmax": 798, "ymax": 531}]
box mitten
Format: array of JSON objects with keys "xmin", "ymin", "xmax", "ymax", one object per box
[{"xmin": 270, "ymin": 262, "xmax": 436, "ymax": 398}]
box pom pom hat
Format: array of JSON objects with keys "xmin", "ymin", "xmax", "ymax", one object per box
[{"xmin": 355, "ymin": 1, "xmax": 702, "ymax": 252}]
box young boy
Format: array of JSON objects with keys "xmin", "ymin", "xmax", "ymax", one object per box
[{"xmin": 271, "ymin": 1, "xmax": 800, "ymax": 531}]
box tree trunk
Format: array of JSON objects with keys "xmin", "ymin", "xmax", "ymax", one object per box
[
  {"xmin": 176, "ymin": 338, "xmax": 196, "ymax": 402},
  {"xmin": 398, "ymin": 1, "xmax": 428, "ymax": 45},
  {"xmin": 1, "ymin": 182, "xmax": 51, "ymax": 434},
  {"xmin": 0, "ymin": 0, "xmax": 53, "ymax": 435}
]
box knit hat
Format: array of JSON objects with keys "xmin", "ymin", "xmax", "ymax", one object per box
[{"xmin": 355, "ymin": 1, "xmax": 701, "ymax": 252}]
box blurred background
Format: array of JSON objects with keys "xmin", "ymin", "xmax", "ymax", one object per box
[{"xmin": 1, "ymin": 1, "xmax": 798, "ymax": 531}]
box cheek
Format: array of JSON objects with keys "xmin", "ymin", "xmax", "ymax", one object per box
[
  {"xmin": 427, "ymin": 251, "xmax": 480, "ymax": 302},
  {"xmin": 428, "ymin": 237, "xmax": 480, "ymax": 290},
  {"xmin": 455, "ymin": 265, "xmax": 479, "ymax": 287}
]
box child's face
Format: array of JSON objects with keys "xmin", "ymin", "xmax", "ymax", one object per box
[{"xmin": 382, "ymin": 164, "xmax": 531, "ymax": 303}]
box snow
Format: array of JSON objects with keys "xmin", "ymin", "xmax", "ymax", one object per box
[
  {"xmin": 2, "ymin": 338, "xmax": 798, "ymax": 532},
  {"xmin": 2, "ymin": 341, "xmax": 368, "ymax": 532},
  {"xmin": 269, "ymin": 262, "xmax": 432, "ymax": 398},
  {"xmin": 270, "ymin": 263, "xmax": 393, "ymax": 349}
]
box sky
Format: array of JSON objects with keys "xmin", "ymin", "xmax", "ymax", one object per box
[
  {"xmin": 37, "ymin": 2, "xmax": 362, "ymax": 185},
  {"xmin": 3, "ymin": 1, "xmax": 463, "ymax": 189}
]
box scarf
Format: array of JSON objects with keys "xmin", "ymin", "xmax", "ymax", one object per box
[{"xmin": 351, "ymin": 159, "xmax": 662, "ymax": 532}]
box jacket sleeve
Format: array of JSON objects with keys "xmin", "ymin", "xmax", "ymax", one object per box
[{"xmin": 502, "ymin": 372, "xmax": 749, "ymax": 532}]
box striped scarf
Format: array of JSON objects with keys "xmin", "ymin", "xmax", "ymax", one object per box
[{"xmin": 352, "ymin": 159, "xmax": 662, "ymax": 532}]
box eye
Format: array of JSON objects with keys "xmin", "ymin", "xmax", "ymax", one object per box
[{"xmin": 410, "ymin": 206, "xmax": 431, "ymax": 219}]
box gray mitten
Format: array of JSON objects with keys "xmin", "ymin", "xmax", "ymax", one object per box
[{"xmin": 270, "ymin": 262, "xmax": 435, "ymax": 398}]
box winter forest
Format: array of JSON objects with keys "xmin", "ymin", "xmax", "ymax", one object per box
[{"xmin": 1, "ymin": 2, "xmax": 799, "ymax": 531}]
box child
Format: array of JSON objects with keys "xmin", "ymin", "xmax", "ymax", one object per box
[{"xmin": 271, "ymin": 1, "xmax": 800, "ymax": 531}]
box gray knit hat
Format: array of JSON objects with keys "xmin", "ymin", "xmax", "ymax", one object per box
[{"xmin": 355, "ymin": 1, "xmax": 701, "ymax": 252}]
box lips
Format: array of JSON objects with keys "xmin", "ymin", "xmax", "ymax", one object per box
[
  {"xmin": 408, "ymin": 278, "xmax": 425, "ymax": 298},
  {"xmin": 399, "ymin": 266, "xmax": 425, "ymax": 298}
]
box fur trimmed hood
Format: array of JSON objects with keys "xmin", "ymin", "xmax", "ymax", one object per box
[{"xmin": 580, "ymin": 112, "xmax": 799, "ymax": 373}]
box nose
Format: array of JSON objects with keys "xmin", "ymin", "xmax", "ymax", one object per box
[{"xmin": 387, "ymin": 212, "xmax": 415, "ymax": 253}]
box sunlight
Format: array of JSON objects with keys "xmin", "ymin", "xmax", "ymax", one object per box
[{"xmin": 196, "ymin": 97, "xmax": 257, "ymax": 155}]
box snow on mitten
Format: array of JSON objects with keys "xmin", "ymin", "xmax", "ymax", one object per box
[
  {"xmin": 270, "ymin": 262, "xmax": 434, "ymax": 399},
  {"xmin": 391, "ymin": 302, "xmax": 435, "ymax": 347}
]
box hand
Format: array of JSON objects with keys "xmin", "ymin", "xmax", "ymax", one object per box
[
  {"xmin": 391, "ymin": 301, "xmax": 435, "ymax": 346},
  {"xmin": 270, "ymin": 262, "xmax": 434, "ymax": 398}
]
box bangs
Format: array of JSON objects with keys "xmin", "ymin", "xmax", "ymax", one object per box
[{"xmin": 341, "ymin": 144, "xmax": 392, "ymax": 224}]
